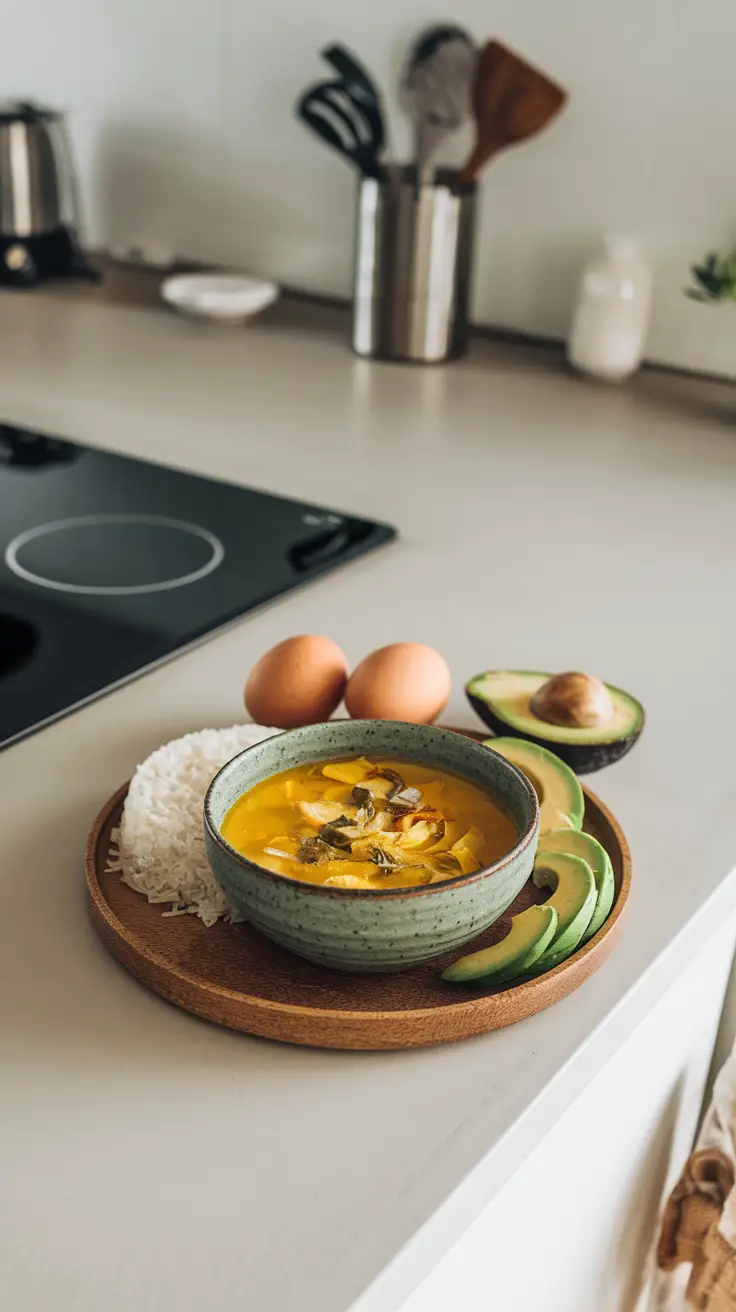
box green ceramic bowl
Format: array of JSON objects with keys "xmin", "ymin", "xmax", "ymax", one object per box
[{"xmin": 204, "ymin": 720, "xmax": 540, "ymax": 974}]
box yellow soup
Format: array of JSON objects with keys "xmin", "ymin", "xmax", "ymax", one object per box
[{"xmin": 220, "ymin": 756, "xmax": 519, "ymax": 890}]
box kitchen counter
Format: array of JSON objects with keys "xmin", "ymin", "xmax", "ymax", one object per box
[{"xmin": 1, "ymin": 282, "xmax": 735, "ymax": 1312}]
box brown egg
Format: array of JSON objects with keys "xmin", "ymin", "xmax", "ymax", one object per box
[
  {"xmin": 345, "ymin": 643, "xmax": 451, "ymax": 724},
  {"xmin": 244, "ymin": 636, "xmax": 348, "ymax": 728}
]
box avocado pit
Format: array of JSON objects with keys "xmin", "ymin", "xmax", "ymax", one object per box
[{"xmin": 530, "ymin": 672, "xmax": 614, "ymax": 730}]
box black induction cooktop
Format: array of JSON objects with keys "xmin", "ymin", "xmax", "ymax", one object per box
[{"xmin": 0, "ymin": 423, "xmax": 395, "ymax": 749}]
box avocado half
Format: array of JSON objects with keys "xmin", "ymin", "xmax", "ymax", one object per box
[{"xmin": 466, "ymin": 670, "xmax": 644, "ymax": 774}]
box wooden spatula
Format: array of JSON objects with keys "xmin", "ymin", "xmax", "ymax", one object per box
[{"xmin": 458, "ymin": 40, "xmax": 567, "ymax": 183}]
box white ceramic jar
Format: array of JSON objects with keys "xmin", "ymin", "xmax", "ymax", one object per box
[{"xmin": 567, "ymin": 236, "xmax": 652, "ymax": 382}]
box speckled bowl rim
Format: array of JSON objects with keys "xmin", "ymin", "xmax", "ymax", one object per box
[{"xmin": 203, "ymin": 722, "xmax": 540, "ymax": 900}]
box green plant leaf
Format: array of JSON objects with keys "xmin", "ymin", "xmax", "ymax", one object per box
[
  {"xmin": 693, "ymin": 271, "xmax": 722, "ymax": 296},
  {"xmin": 686, "ymin": 246, "xmax": 736, "ymax": 304}
]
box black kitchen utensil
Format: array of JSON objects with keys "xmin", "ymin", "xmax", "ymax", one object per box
[
  {"xmin": 320, "ymin": 43, "xmax": 383, "ymax": 112},
  {"xmin": 296, "ymin": 78, "xmax": 384, "ymax": 177}
]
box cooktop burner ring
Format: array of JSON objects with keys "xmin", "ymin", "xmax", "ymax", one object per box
[{"xmin": 5, "ymin": 513, "xmax": 225, "ymax": 595}]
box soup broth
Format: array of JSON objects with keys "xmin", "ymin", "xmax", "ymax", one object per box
[{"xmin": 220, "ymin": 756, "xmax": 519, "ymax": 890}]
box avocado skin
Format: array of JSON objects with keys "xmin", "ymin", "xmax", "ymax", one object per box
[
  {"xmin": 466, "ymin": 692, "xmax": 643, "ymax": 776},
  {"xmin": 521, "ymin": 947, "xmax": 574, "ymax": 979}
]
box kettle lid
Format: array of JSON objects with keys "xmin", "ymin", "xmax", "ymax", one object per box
[{"xmin": 0, "ymin": 99, "xmax": 61, "ymax": 125}]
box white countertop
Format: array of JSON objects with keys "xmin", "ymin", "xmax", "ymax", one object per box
[{"xmin": 1, "ymin": 283, "xmax": 735, "ymax": 1312}]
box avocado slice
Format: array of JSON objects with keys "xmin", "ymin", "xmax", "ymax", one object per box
[
  {"xmin": 467, "ymin": 670, "xmax": 644, "ymax": 774},
  {"xmin": 485, "ymin": 738, "xmax": 584, "ymax": 836},
  {"xmin": 532, "ymin": 852, "xmax": 597, "ymax": 962},
  {"xmin": 442, "ymin": 904, "xmax": 558, "ymax": 985},
  {"xmin": 537, "ymin": 829, "xmax": 615, "ymax": 941}
]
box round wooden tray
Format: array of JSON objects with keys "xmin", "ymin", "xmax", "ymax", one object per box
[{"xmin": 85, "ymin": 738, "xmax": 631, "ymax": 1051}]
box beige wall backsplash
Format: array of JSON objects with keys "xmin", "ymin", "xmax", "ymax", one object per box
[{"xmin": 2, "ymin": 0, "xmax": 736, "ymax": 376}]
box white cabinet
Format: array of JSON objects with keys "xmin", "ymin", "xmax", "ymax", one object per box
[{"xmin": 400, "ymin": 917, "xmax": 736, "ymax": 1312}]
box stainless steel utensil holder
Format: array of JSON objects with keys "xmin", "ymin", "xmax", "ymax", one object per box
[{"xmin": 351, "ymin": 166, "xmax": 477, "ymax": 363}]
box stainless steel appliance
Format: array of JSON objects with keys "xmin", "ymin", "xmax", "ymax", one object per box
[{"xmin": 0, "ymin": 100, "xmax": 97, "ymax": 286}]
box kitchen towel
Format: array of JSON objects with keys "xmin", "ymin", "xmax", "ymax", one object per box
[{"xmin": 637, "ymin": 1042, "xmax": 736, "ymax": 1311}]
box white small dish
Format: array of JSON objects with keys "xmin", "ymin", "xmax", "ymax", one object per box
[{"xmin": 161, "ymin": 274, "xmax": 279, "ymax": 324}]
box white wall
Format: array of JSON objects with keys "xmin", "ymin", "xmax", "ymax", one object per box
[{"xmin": 2, "ymin": 0, "xmax": 736, "ymax": 375}]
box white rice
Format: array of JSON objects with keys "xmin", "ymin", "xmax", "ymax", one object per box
[{"xmin": 110, "ymin": 723, "xmax": 280, "ymax": 926}]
